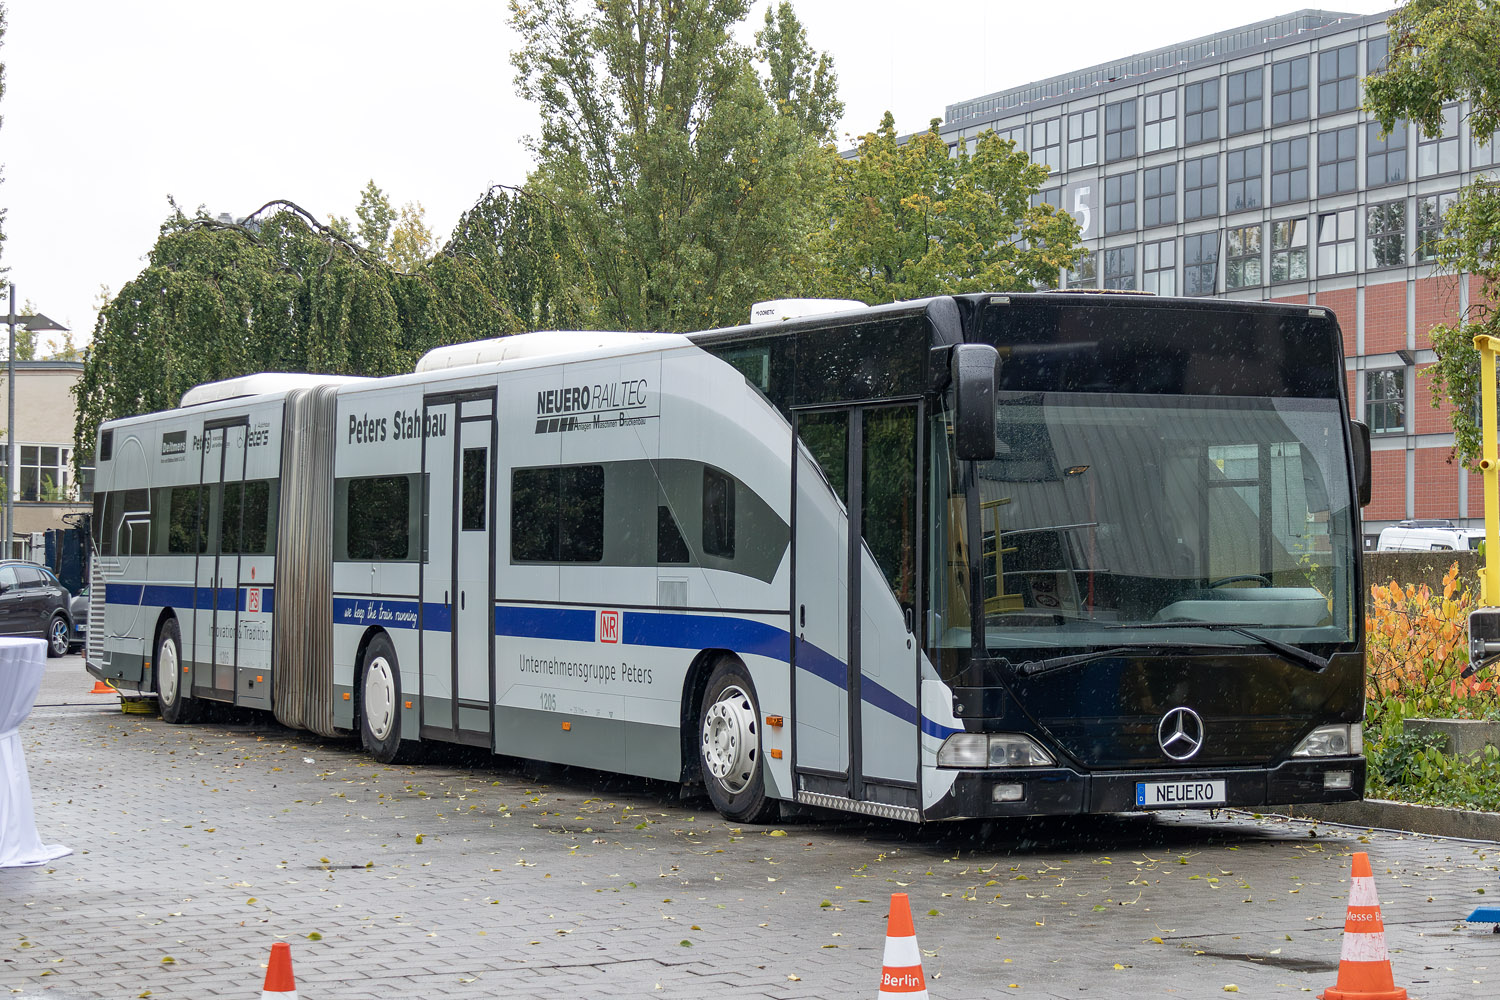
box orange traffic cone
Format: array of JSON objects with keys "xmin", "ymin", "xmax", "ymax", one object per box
[
  {"xmin": 89, "ymin": 678, "xmax": 115, "ymax": 694},
  {"xmin": 261, "ymin": 941, "xmax": 297, "ymax": 1000},
  {"xmin": 878, "ymin": 892, "xmax": 929, "ymax": 999},
  {"xmin": 1320, "ymin": 852, "xmax": 1407, "ymax": 1000}
]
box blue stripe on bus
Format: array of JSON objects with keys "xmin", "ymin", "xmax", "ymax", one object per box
[
  {"xmin": 106, "ymin": 583, "xmax": 275, "ymax": 613},
  {"xmin": 494, "ymin": 605, "xmax": 594, "ymax": 642}
]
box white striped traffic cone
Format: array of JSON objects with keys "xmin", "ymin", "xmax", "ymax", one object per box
[
  {"xmin": 878, "ymin": 892, "xmax": 929, "ymax": 999},
  {"xmin": 1320, "ymin": 851, "xmax": 1407, "ymax": 1000},
  {"xmin": 261, "ymin": 941, "xmax": 298, "ymax": 1000}
]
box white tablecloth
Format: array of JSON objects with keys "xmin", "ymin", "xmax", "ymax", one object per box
[{"xmin": 0, "ymin": 637, "xmax": 71, "ymax": 867}]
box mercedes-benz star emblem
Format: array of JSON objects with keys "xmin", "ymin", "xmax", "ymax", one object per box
[{"xmin": 1157, "ymin": 707, "xmax": 1205, "ymax": 761}]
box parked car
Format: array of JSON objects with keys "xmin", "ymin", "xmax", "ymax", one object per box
[
  {"xmin": 69, "ymin": 585, "xmax": 89, "ymax": 653},
  {"xmin": 0, "ymin": 560, "xmax": 75, "ymax": 657},
  {"xmin": 1375, "ymin": 519, "xmax": 1484, "ymax": 552}
]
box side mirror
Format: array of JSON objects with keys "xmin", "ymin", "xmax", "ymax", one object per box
[
  {"xmin": 952, "ymin": 344, "xmax": 999, "ymax": 461},
  {"xmin": 1350, "ymin": 419, "xmax": 1371, "ymax": 507}
]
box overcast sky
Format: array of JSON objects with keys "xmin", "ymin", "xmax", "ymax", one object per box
[{"xmin": 2, "ymin": 0, "xmax": 1397, "ymax": 343}]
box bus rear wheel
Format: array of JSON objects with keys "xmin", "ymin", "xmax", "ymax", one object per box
[
  {"xmin": 360, "ymin": 634, "xmax": 411, "ymax": 764},
  {"xmin": 155, "ymin": 618, "xmax": 200, "ymax": 724},
  {"xmin": 698, "ymin": 660, "xmax": 778, "ymax": 824}
]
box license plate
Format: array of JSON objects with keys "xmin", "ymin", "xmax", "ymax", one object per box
[{"xmin": 1135, "ymin": 780, "xmax": 1226, "ymax": 807}]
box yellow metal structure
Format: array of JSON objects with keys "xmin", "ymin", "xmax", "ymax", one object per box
[{"xmin": 1475, "ymin": 334, "xmax": 1500, "ymax": 605}]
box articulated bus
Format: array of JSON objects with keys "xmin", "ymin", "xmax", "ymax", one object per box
[{"xmin": 86, "ymin": 293, "xmax": 1370, "ymax": 823}]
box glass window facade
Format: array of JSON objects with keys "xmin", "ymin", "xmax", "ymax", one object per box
[
  {"xmin": 1104, "ymin": 172, "xmax": 1137, "ymax": 234},
  {"xmin": 1144, "ymin": 90, "xmax": 1177, "ymax": 151},
  {"xmin": 1417, "ymin": 191, "xmax": 1457, "ymax": 262},
  {"xmin": 1103, "ymin": 246, "xmax": 1137, "ymax": 289},
  {"xmin": 1365, "ymin": 199, "xmax": 1407, "ymax": 269},
  {"xmin": 1317, "ymin": 44, "xmax": 1358, "ymax": 114},
  {"xmin": 1317, "ymin": 208, "xmax": 1356, "ymax": 275},
  {"xmin": 1143, "ymin": 238, "xmax": 1176, "ymax": 295},
  {"xmin": 1184, "ymin": 154, "xmax": 1218, "ymax": 220},
  {"xmin": 1271, "ymin": 136, "xmax": 1309, "ymax": 204},
  {"xmin": 1474, "ymin": 128, "xmax": 1500, "ymax": 169},
  {"xmin": 1226, "ymin": 146, "xmax": 1263, "ymax": 212},
  {"xmin": 1367, "ymin": 35, "xmax": 1389, "ymax": 75},
  {"xmin": 1366, "ymin": 121, "xmax": 1407, "ymax": 188},
  {"xmin": 1184, "ymin": 80, "xmax": 1219, "ymax": 144},
  {"xmin": 1317, "ymin": 126, "xmax": 1357, "ymax": 196},
  {"xmin": 1067, "ymin": 253, "xmax": 1097, "ymax": 289},
  {"xmin": 1418, "ymin": 104, "xmax": 1460, "ymax": 177},
  {"xmin": 1271, "ymin": 56, "xmax": 1310, "ymax": 125},
  {"xmin": 1184, "ymin": 231, "xmax": 1219, "ymax": 295},
  {"xmin": 1067, "ymin": 108, "xmax": 1099, "ymax": 168},
  {"xmin": 1143, "ymin": 164, "xmax": 1176, "ymax": 228},
  {"xmin": 1227, "ymin": 67, "xmax": 1263, "ymax": 135},
  {"xmin": 1032, "ymin": 118, "xmax": 1062, "ymax": 175},
  {"xmin": 1271, "ymin": 218, "xmax": 1309, "ymax": 282},
  {"xmin": 1225, "ymin": 224, "xmax": 1263, "ymax": 289},
  {"xmin": 1104, "ymin": 99, "xmax": 1136, "ymax": 161},
  {"xmin": 1365, "ymin": 369, "xmax": 1406, "ymax": 435}
]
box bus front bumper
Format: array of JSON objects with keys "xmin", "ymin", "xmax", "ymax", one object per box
[{"xmin": 925, "ymin": 757, "xmax": 1366, "ymax": 820}]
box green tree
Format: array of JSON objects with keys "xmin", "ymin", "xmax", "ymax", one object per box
[
  {"xmin": 12, "ymin": 297, "xmax": 38, "ymax": 359},
  {"xmin": 355, "ymin": 180, "xmax": 396, "ymax": 259},
  {"xmin": 1365, "ymin": 0, "xmax": 1500, "ymax": 467},
  {"xmin": 811, "ymin": 115, "xmax": 1084, "ymax": 302},
  {"xmin": 510, "ymin": 0, "xmax": 840, "ymax": 331},
  {"xmin": 388, "ymin": 201, "xmax": 434, "ymax": 272},
  {"xmin": 74, "ymin": 199, "xmax": 520, "ymax": 465},
  {"xmin": 755, "ymin": 1, "xmax": 842, "ymax": 142}
]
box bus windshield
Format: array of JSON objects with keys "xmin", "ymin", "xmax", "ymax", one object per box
[{"xmin": 974, "ymin": 390, "xmax": 1356, "ymax": 654}]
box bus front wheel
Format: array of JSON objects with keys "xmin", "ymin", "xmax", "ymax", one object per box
[
  {"xmin": 360, "ymin": 634, "xmax": 409, "ymax": 764},
  {"xmin": 698, "ymin": 660, "xmax": 778, "ymax": 824},
  {"xmin": 155, "ymin": 618, "xmax": 200, "ymax": 724}
]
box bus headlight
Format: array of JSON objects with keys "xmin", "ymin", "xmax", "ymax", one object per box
[
  {"xmin": 1292, "ymin": 724, "xmax": 1363, "ymax": 757},
  {"xmin": 937, "ymin": 733, "xmax": 1055, "ymax": 768}
]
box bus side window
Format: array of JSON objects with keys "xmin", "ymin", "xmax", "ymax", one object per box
[
  {"xmin": 702, "ymin": 467, "xmax": 735, "ymax": 559},
  {"xmin": 167, "ymin": 485, "xmax": 205, "ymax": 555}
]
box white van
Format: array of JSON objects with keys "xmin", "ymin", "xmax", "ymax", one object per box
[{"xmin": 1376, "ymin": 520, "xmax": 1484, "ymax": 552}]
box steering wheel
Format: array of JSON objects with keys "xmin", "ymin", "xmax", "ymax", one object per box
[{"xmin": 1207, "ymin": 574, "xmax": 1271, "ymax": 589}]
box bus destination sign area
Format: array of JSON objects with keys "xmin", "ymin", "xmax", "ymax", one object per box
[{"xmin": 1135, "ymin": 780, "xmax": 1226, "ymax": 807}]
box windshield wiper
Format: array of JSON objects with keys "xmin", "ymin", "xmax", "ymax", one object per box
[
  {"xmin": 1005, "ymin": 642, "xmax": 1242, "ymax": 679},
  {"xmin": 1106, "ymin": 621, "xmax": 1329, "ymax": 673}
]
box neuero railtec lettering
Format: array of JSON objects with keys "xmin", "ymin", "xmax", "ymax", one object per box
[{"xmin": 536, "ymin": 379, "xmax": 649, "ymax": 416}]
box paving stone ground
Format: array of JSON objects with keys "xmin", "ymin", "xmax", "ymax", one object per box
[{"xmin": 4, "ymin": 655, "xmax": 1499, "ymax": 999}]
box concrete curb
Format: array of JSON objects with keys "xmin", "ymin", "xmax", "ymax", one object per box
[{"xmin": 1278, "ymin": 798, "xmax": 1500, "ymax": 841}]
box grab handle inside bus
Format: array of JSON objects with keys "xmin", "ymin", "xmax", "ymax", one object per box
[
  {"xmin": 952, "ymin": 343, "xmax": 999, "ymax": 461},
  {"xmin": 1350, "ymin": 419, "xmax": 1371, "ymax": 507}
]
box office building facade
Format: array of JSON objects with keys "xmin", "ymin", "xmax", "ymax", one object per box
[{"xmin": 934, "ymin": 9, "xmax": 1497, "ymax": 544}]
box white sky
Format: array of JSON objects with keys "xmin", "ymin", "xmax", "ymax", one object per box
[{"xmin": 2, "ymin": 0, "xmax": 1397, "ymax": 342}]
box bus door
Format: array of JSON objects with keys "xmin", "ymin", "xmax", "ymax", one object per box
[
  {"xmin": 792, "ymin": 403, "xmax": 921, "ymax": 802},
  {"xmin": 194, "ymin": 418, "xmax": 248, "ymax": 701},
  {"xmin": 420, "ymin": 391, "xmax": 496, "ymax": 747}
]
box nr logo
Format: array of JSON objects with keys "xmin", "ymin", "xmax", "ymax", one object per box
[{"xmin": 599, "ymin": 610, "xmax": 621, "ymax": 644}]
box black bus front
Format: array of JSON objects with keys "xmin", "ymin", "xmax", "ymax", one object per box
[{"xmin": 922, "ymin": 294, "xmax": 1366, "ymax": 819}]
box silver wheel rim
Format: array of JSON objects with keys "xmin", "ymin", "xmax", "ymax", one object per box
[
  {"xmin": 701, "ymin": 684, "xmax": 758, "ymax": 795},
  {"xmin": 364, "ymin": 655, "xmax": 397, "ymax": 742},
  {"xmin": 50, "ymin": 618, "xmax": 68, "ymax": 655},
  {"xmin": 159, "ymin": 633, "xmax": 179, "ymax": 704}
]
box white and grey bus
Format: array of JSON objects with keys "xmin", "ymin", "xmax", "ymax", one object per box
[{"xmin": 87, "ymin": 293, "xmax": 1371, "ymax": 823}]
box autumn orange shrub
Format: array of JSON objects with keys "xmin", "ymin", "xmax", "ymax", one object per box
[{"xmin": 1365, "ymin": 562, "xmax": 1497, "ymax": 717}]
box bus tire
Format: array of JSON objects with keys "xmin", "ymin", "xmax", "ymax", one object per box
[
  {"xmin": 698, "ymin": 659, "xmax": 778, "ymax": 824},
  {"xmin": 359, "ymin": 634, "xmax": 408, "ymax": 764},
  {"xmin": 155, "ymin": 618, "xmax": 199, "ymax": 724}
]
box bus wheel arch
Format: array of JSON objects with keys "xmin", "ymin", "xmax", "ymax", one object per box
[
  {"xmin": 694, "ymin": 654, "xmax": 779, "ymax": 825},
  {"xmin": 153, "ymin": 612, "xmax": 199, "ymax": 724},
  {"xmin": 679, "ymin": 649, "xmax": 731, "ymax": 784},
  {"xmin": 357, "ymin": 630, "xmax": 410, "ymax": 764}
]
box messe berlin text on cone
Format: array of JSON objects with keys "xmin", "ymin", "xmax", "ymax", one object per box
[
  {"xmin": 1320, "ymin": 851, "xmax": 1407, "ymax": 1000},
  {"xmin": 879, "ymin": 892, "xmax": 930, "ymax": 999}
]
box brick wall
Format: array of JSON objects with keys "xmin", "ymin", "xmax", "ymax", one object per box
[
  {"xmin": 1414, "ymin": 367, "xmax": 1457, "ymax": 435},
  {"xmin": 1368, "ymin": 448, "xmax": 1406, "ymax": 521},
  {"xmin": 1363, "ymin": 280, "xmax": 1408, "ymax": 355},
  {"xmin": 1315, "ymin": 287, "xmax": 1357, "ymax": 357},
  {"xmin": 1415, "ymin": 274, "xmax": 1464, "ymax": 341},
  {"xmin": 1414, "ymin": 447, "xmax": 1459, "ymax": 518}
]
